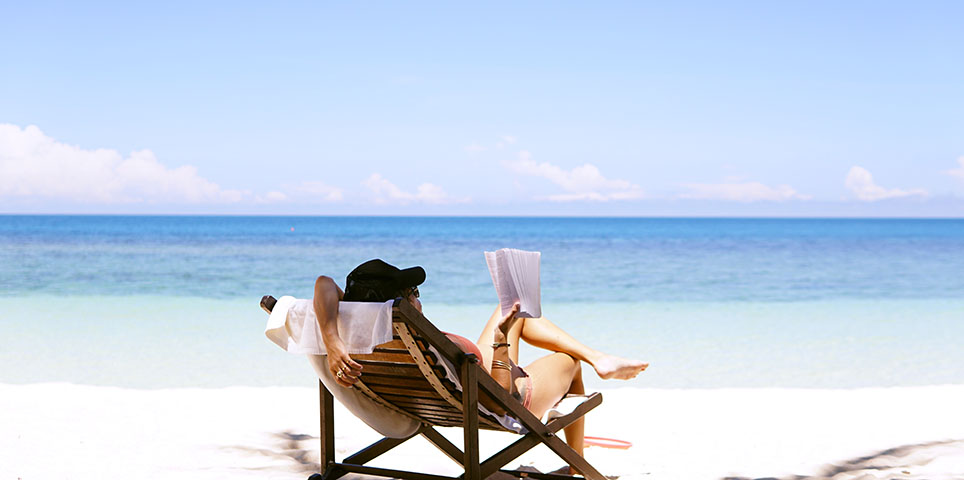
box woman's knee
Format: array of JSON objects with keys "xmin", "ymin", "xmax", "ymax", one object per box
[{"xmin": 553, "ymin": 352, "xmax": 580, "ymax": 377}]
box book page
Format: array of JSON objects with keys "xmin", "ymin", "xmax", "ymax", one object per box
[
  {"xmin": 485, "ymin": 250, "xmax": 517, "ymax": 317},
  {"xmin": 485, "ymin": 248, "xmax": 541, "ymax": 318}
]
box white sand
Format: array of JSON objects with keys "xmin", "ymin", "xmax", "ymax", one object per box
[{"xmin": 3, "ymin": 383, "xmax": 963, "ymax": 480}]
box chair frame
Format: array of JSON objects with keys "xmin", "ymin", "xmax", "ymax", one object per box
[{"xmin": 308, "ymin": 298, "xmax": 605, "ymax": 480}]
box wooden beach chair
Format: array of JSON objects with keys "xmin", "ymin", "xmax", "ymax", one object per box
[{"xmin": 263, "ymin": 296, "xmax": 606, "ymax": 480}]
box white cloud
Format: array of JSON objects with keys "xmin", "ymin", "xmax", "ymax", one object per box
[
  {"xmin": 292, "ymin": 181, "xmax": 344, "ymax": 202},
  {"xmin": 255, "ymin": 181, "xmax": 343, "ymax": 204},
  {"xmin": 845, "ymin": 166, "xmax": 928, "ymax": 201},
  {"xmin": 0, "ymin": 124, "xmax": 242, "ymax": 204},
  {"xmin": 254, "ymin": 191, "xmax": 288, "ymax": 204},
  {"xmin": 495, "ymin": 135, "xmax": 517, "ymax": 150},
  {"xmin": 503, "ymin": 150, "xmax": 644, "ymax": 202},
  {"xmin": 679, "ymin": 181, "xmax": 811, "ymax": 202},
  {"xmin": 362, "ymin": 173, "xmax": 468, "ymax": 205},
  {"xmin": 546, "ymin": 192, "xmax": 610, "ymax": 202},
  {"xmin": 465, "ymin": 135, "xmax": 515, "ymax": 153},
  {"xmin": 945, "ymin": 157, "xmax": 964, "ymax": 182}
]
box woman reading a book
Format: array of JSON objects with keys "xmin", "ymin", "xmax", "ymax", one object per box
[{"xmin": 313, "ymin": 259, "xmax": 648, "ymax": 462}]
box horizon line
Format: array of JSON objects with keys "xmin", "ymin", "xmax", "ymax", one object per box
[{"xmin": 3, "ymin": 213, "xmax": 964, "ymax": 220}]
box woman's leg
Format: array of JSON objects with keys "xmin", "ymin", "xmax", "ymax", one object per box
[
  {"xmin": 523, "ymin": 353, "xmax": 585, "ymax": 463},
  {"xmin": 476, "ymin": 306, "xmax": 524, "ymax": 370},
  {"xmin": 477, "ymin": 306, "xmax": 647, "ymax": 380},
  {"xmin": 562, "ymin": 364, "xmax": 585, "ymax": 457},
  {"xmin": 475, "ymin": 306, "xmax": 626, "ymax": 473}
]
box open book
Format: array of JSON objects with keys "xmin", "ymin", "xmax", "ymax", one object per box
[{"xmin": 484, "ymin": 248, "xmax": 541, "ymax": 318}]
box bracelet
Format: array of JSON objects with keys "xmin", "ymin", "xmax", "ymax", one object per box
[
  {"xmin": 492, "ymin": 342, "xmax": 510, "ymax": 349},
  {"xmin": 491, "ymin": 360, "xmax": 512, "ymax": 371}
]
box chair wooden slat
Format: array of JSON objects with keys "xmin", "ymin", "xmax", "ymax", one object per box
[
  {"xmin": 368, "ymin": 384, "xmax": 450, "ymax": 399},
  {"xmin": 356, "ymin": 362, "xmax": 448, "ymax": 378},
  {"xmin": 351, "ymin": 350, "xmax": 438, "ymax": 366},
  {"xmin": 407, "ymin": 411, "xmax": 456, "ymax": 421},
  {"xmin": 353, "ymin": 381, "xmax": 425, "ymax": 424},
  {"xmin": 353, "ymin": 351, "xmax": 421, "ymax": 364},
  {"xmin": 356, "ymin": 374, "xmax": 438, "ymax": 389},
  {"xmin": 373, "ymin": 339, "xmax": 410, "ymax": 350},
  {"xmin": 414, "ymin": 418, "xmax": 462, "ymax": 427},
  {"xmin": 384, "ymin": 399, "xmax": 461, "ymax": 412},
  {"xmin": 379, "ymin": 394, "xmax": 460, "ymax": 409},
  {"xmin": 400, "ymin": 409, "xmax": 465, "ymax": 422},
  {"xmin": 404, "ymin": 406, "xmax": 505, "ymax": 431}
]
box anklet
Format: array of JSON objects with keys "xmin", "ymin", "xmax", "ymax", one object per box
[{"xmin": 492, "ymin": 342, "xmax": 510, "ymax": 348}]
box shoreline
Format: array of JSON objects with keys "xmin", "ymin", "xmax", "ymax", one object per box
[
  {"xmin": 5, "ymin": 295, "xmax": 964, "ymax": 391},
  {"xmin": 4, "ymin": 383, "xmax": 962, "ymax": 480}
]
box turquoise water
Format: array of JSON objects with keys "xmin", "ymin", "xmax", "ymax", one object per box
[{"xmin": 1, "ymin": 216, "xmax": 962, "ymax": 389}]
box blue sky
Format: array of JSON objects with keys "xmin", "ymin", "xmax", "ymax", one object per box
[{"xmin": 2, "ymin": 1, "xmax": 963, "ymax": 216}]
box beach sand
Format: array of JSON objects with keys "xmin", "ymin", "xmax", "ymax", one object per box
[{"xmin": 3, "ymin": 383, "xmax": 963, "ymax": 480}]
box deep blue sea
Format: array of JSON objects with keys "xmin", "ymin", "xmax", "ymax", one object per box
[{"xmin": 1, "ymin": 215, "xmax": 962, "ymax": 389}]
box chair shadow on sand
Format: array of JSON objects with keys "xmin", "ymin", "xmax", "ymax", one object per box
[
  {"xmin": 229, "ymin": 432, "xmax": 962, "ymax": 480},
  {"xmin": 724, "ymin": 439, "xmax": 964, "ymax": 480},
  {"xmin": 230, "ymin": 430, "xmax": 619, "ymax": 479},
  {"xmin": 223, "ymin": 430, "xmax": 320, "ymax": 475}
]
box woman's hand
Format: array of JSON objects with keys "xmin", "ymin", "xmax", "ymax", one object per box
[{"xmin": 326, "ymin": 337, "xmax": 363, "ymax": 388}]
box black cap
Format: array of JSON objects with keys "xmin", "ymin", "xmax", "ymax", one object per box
[{"xmin": 343, "ymin": 259, "xmax": 425, "ymax": 302}]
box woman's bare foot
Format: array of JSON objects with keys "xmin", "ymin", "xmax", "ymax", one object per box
[
  {"xmin": 591, "ymin": 354, "xmax": 648, "ymax": 380},
  {"xmin": 496, "ymin": 302, "xmax": 522, "ymax": 338}
]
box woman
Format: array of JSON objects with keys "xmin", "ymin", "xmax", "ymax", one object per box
[{"xmin": 312, "ymin": 259, "xmax": 648, "ymax": 463}]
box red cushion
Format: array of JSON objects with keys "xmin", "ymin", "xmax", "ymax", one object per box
[{"xmin": 443, "ymin": 332, "xmax": 483, "ymax": 359}]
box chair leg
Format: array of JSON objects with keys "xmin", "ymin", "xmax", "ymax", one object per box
[
  {"xmin": 462, "ymin": 359, "xmax": 481, "ymax": 480},
  {"xmin": 308, "ymin": 465, "xmax": 344, "ymax": 480},
  {"xmin": 319, "ymin": 380, "xmax": 337, "ymax": 477}
]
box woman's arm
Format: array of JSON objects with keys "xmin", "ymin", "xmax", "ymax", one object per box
[{"xmin": 313, "ymin": 275, "xmax": 362, "ymax": 388}]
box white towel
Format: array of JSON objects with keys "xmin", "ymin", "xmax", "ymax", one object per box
[
  {"xmin": 264, "ymin": 296, "xmax": 394, "ymax": 355},
  {"xmin": 543, "ymin": 394, "xmax": 592, "ymax": 423}
]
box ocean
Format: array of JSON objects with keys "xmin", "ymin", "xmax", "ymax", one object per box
[{"xmin": 1, "ymin": 215, "xmax": 962, "ymax": 389}]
